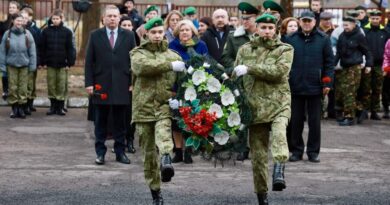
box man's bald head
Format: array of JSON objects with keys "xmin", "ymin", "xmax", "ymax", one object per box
[{"xmin": 212, "ymin": 9, "xmax": 228, "ymax": 30}]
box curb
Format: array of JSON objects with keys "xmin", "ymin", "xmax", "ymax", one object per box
[{"xmin": 0, "ymin": 97, "xmax": 89, "ymax": 108}]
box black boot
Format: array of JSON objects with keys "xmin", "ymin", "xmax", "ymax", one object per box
[
  {"xmin": 126, "ymin": 139, "xmax": 136, "ymax": 153},
  {"xmin": 272, "ymin": 163, "xmax": 286, "ymax": 191},
  {"xmin": 256, "ymin": 193, "xmax": 269, "ymax": 205},
  {"xmin": 10, "ymin": 104, "xmax": 18, "ymax": 118},
  {"xmin": 383, "ymin": 109, "xmax": 390, "ymax": 119},
  {"xmin": 184, "ymin": 148, "xmax": 193, "ymax": 164},
  {"xmin": 2, "ymin": 76, "xmax": 8, "ymax": 101},
  {"xmin": 24, "ymin": 101, "xmax": 31, "ymax": 115},
  {"xmin": 172, "ymin": 148, "xmax": 183, "ymax": 163},
  {"xmin": 357, "ymin": 110, "xmax": 367, "ymax": 124},
  {"xmin": 370, "ymin": 111, "xmax": 381, "ymax": 120},
  {"xmin": 151, "ymin": 189, "xmax": 163, "ymax": 205},
  {"xmin": 236, "ymin": 148, "xmax": 249, "ymax": 161},
  {"xmin": 47, "ymin": 99, "xmax": 56, "ymax": 115},
  {"xmin": 160, "ymin": 154, "xmax": 174, "ymax": 182},
  {"xmin": 18, "ymin": 104, "xmax": 26, "ymax": 119},
  {"xmin": 28, "ymin": 99, "xmax": 36, "ymax": 112},
  {"xmin": 56, "ymin": 100, "xmax": 66, "ymax": 116}
]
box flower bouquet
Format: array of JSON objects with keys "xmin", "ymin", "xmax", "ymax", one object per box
[{"xmin": 173, "ymin": 54, "xmax": 252, "ymax": 157}]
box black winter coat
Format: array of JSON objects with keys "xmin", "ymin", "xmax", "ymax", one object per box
[
  {"xmin": 364, "ymin": 23, "xmax": 390, "ymax": 66},
  {"xmin": 336, "ymin": 26, "xmax": 373, "ymax": 68},
  {"xmin": 85, "ymin": 27, "xmax": 136, "ymax": 105},
  {"xmin": 26, "ymin": 21, "xmax": 42, "ymax": 67},
  {"xmin": 285, "ymin": 28, "xmax": 335, "ymax": 96},
  {"xmin": 201, "ymin": 25, "xmax": 230, "ymax": 64},
  {"xmin": 40, "ymin": 22, "xmax": 75, "ymax": 68}
]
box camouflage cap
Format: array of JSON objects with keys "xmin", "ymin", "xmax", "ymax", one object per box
[
  {"xmin": 144, "ymin": 17, "xmax": 163, "ymax": 30},
  {"xmin": 183, "ymin": 6, "xmax": 197, "ymax": 15},
  {"xmin": 368, "ymin": 10, "xmax": 382, "ymax": 16},
  {"xmin": 255, "ymin": 13, "xmax": 277, "ymax": 24},
  {"xmin": 144, "ymin": 5, "xmax": 158, "ymax": 17},
  {"xmin": 238, "ymin": 2, "xmax": 260, "ymax": 15},
  {"xmin": 263, "ymin": 0, "xmax": 284, "ymax": 13}
]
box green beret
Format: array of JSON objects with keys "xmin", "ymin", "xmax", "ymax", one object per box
[
  {"xmin": 263, "ymin": 0, "xmax": 284, "ymax": 13},
  {"xmin": 183, "ymin": 6, "xmax": 197, "ymax": 16},
  {"xmin": 144, "ymin": 5, "xmax": 158, "ymax": 17},
  {"xmin": 369, "ymin": 10, "xmax": 382, "ymax": 16},
  {"xmin": 255, "ymin": 13, "xmax": 277, "ymax": 24},
  {"xmin": 346, "ymin": 10, "xmax": 360, "ymax": 18},
  {"xmin": 144, "ymin": 17, "xmax": 163, "ymax": 30},
  {"xmin": 238, "ymin": 2, "xmax": 259, "ymax": 15}
]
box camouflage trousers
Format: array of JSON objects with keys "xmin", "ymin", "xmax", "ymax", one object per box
[
  {"xmin": 27, "ymin": 71, "xmax": 37, "ymax": 99},
  {"xmin": 249, "ymin": 116, "xmax": 289, "ymax": 193},
  {"xmin": 7, "ymin": 66, "xmax": 28, "ymax": 104},
  {"xmin": 335, "ymin": 66, "xmax": 361, "ymax": 118},
  {"xmin": 136, "ymin": 119, "xmax": 174, "ymax": 191},
  {"xmin": 47, "ymin": 67, "xmax": 67, "ymax": 101},
  {"xmin": 358, "ymin": 66, "xmax": 384, "ymax": 112}
]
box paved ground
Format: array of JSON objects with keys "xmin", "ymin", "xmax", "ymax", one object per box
[{"xmin": 0, "ymin": 107, "xmax": 389, "ymax": 205}]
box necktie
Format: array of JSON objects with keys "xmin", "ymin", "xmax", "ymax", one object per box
[{"xmin": 109, "ymin": 31, "xmax": 115, "ymax": 48}]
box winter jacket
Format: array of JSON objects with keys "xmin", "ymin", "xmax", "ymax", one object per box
[
  {"xmin": 285, "ymin": 28, "xmax": 335, "ymax": 95},
  {"xmin": 130, "ymin": 39, "xmax": 182, "ymax": 122},
  {"xmin": 201, "ymin": 25, "xmax": 231, "ymax": 64},
  {"xmin": 336, "ymin": 26, "xmax": 373, "ymax": 68},
  {"xmin": 0, "ymin": 16, "xmax": 13, "ymax": 44},
  {"xmin": 0, "ymin": 27, "xmax": 36, "ymax": 72},
  {"xmin": 382, "ymin": 39, "xmax": 390, "ymax": 77},
  {"xmin": 40, "ymin": 22, "xmax": 75, "ymax": 68},
  {"xmin": 221, "ymin": 26, "xmax": 252, "ymax": 69},
  {"xmin": 364, "ymin": 23, "xmax": 390, "ymax": 66},
  {"xmin": 165, "ymin": 28, "xmax": 175, "ymax": 44},
  {"xmin": 26, "ymin": 20, "xmax": 42, "ymax": 67},
  {"xmin": 168, "ymin": 37, "xmax": 208, "ymax": 61},
  {"xmin": 235, "ymin": 36, "xmax": 293, "ymax": 124}
]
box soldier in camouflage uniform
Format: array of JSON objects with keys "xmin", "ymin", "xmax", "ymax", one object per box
[
  {"xmin": 234, "ymin": 14, "xmax": 293, "ymax": 205},
  {"xmin": 130, "ymin": 17, "xmax": 185, "ymax": 205},
  {"xmin": 335, "ymin": 16, "xmax": 373, "ymax": 126},
  {"xmin": 221, "ymin": 2, "xmax": 259, "ymax": 161},
  {"xmin": 361, "ymin": 10, "xmax": 390, "ymax": 120}
]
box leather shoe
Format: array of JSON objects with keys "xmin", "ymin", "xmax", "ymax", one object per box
[
  {"xmin": 370, "ymin": 112, "xmax": 381, "ymax": 120},
  {"xmin": 116, "ymin": 153, "xmax": 131, "ymax": 164},
  {"xmin": 288, "ymin": 154, "xmax": 302, "ymax": 162},
  {"xmin": 308, "ymin": 154, "xmax": 320, "ymax": 163},
  {"xmin": 95, "ymin": 155, "xmax": 105, "ymax": 165}
]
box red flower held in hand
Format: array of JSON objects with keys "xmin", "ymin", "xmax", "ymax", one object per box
[
  {"xmin": 384, "ymin": 66, "xmax": 390, "ymax": 73},
  {"xmin": 100, "ymin": 93, "xmax": 108, "ymax": 100},
  {"xmin": 95, "ymin": 84, "xmax": 102, "ymax": 91},
  {"xmin": 322, "ymin": 76, "xmax": 332, "ymax": 84}
]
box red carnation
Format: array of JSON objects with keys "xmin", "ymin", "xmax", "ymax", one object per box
[
  {"xmin": 322, "ymin": 76, "xmax": 332, "ymax": 84},
  {"xmin": 95, "ymin": 84, "xmax": 102, "ymax": 91},
  {"xmin": 384, "ymin": 66, "xmax": 390, "ymax": 73},
  {"xmin": 100, "ymin": 93, "xmax": 108, "ymax": 100}
]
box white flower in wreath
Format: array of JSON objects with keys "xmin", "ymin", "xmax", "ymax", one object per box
[
  {"xmin": 184, "ymin": 87, "xmax": 197, "ymax": 101},
  {"xmin": 221, "ymin": 90, "xmax": 235, "ymax": 106},
  {"xmin": 192, "ymin": 70, "xmax": 206, "ymax": 86},
  {"xmin": 208, "ymin": 103, "xmax": 223, "ymax": 118},
  {"xmin": 228, "ymin": 112, "xmax": 241, "ymax": 127},
  {"xmin": 203, "ymin": 62, "xmax": 211, "ymax": 68},
  {"xmin": 206, "ymin": 77, "xmax": 221, "ymax": 93},
  {"xmin": 214, "ymin": 131, "xmax": 230, "ymax": 145}
]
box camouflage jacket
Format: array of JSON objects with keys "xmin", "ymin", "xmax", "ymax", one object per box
[
  {"xmin": 130, "ymin": 39, "xmax": 182, "ymax": 122},
  {"xmin": 235, "ymin": 36, "xmax": 294, "ymax": 124}
]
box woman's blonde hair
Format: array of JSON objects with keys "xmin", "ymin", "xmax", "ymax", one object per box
[
  {"xmin": 173, "ymin": 19, "xmax": 199, "ymax": 38},
  {"xmin": 163, "ymin": 10, "xmax": 183, "ymax": 30}
]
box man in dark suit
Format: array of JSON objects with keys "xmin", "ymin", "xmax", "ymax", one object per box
[{"xmin": 85, "ymin": 5, "xmax": 136, "ymax": 165}]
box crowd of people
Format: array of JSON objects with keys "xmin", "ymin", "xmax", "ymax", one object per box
[{"xmin": 1, "ymin": 0, "xmax": 390, "ymax": 205}]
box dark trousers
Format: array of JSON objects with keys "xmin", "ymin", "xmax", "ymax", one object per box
[
  {"xmin": 290, "ymin": 94, "xmax": 322, "ymax": 156},
  {"xmin": 383, "ymin": 77, "xmax": 390, "ymax": 111},
  {"xmin": 94, "ymin": 104, "xmax": 127, "ymax": 156},
  {"xmin": 125, "ymin": 92, "xmax": 135, "ymax": 142},
  {"xmin": 327, "ymin": 89, "xmax": 336, "ymax": 117}
]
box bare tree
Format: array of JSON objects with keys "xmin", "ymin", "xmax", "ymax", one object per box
[{"xmin": 79, "ymin": 0, "xmax": 101, "ymax": 60}]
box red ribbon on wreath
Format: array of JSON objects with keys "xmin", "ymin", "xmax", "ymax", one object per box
[{"xmin": 179, "ymin": 107, "xmax": 217, "ymax": 138}]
